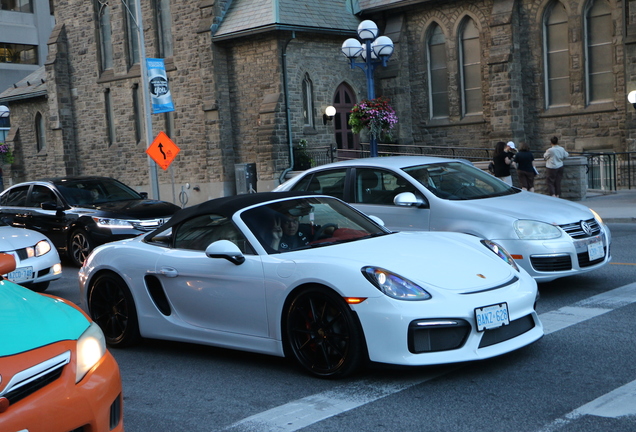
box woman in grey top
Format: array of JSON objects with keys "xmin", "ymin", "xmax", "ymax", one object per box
[{"xmin": 543, "ymin": 136, "xmax": 569, "ymax": 197}]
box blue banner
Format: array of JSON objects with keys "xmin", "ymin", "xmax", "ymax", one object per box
[{"xmin": 146, "ymin": 58, "xmax": 174, "ymax": 114}]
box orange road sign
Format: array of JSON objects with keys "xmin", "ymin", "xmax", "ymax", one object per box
[{"xmin": 146, "ymin": 131, "xmax": 180, "ymax": 170}]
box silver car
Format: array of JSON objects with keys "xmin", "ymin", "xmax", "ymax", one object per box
[{"xmin": 274, "ymin": 156, "xmax": 611, "ymax": 282}]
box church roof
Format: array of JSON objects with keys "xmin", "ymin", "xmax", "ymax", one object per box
[
  {"xmin": 0, "ymin": 66, "xmax": 47, "ymax": 103},
  {"xmin": 212, "ymin": 0, "xmax": 361, "ymax": 41}
]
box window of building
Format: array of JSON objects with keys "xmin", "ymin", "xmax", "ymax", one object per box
[
  {"xmin": 0, "ymin": 0, "xmax": 32, "ymax": 13},
  {"xmin": 544, "ymin": 1, "xmax": 570, "ymax": 108},
  {"xmin": 0, "ymin": 43, "xmax": 38, "ymax": 64},
  {"xmin": 459, "ymin": 17, "xmax": 482, "ymax": 116},
  {"xmin": 35, "ymin": 112, "xmax": 46, "ymax": 152},
  {"xmin": 94, "ymin": 0, "xmax": 113, "ymax": 71},
  {"xmin": 105, "ymin": 88, "xmax": 115, "ymax": 146},
  {"xmin": 427, "ymin": 23, "xmax": 449, "ymax": 119},
  {"xmin": 302, "ymin": 74, "xmax": 314, "ymax": 128},
  {"xmin": 585, "ymin": 0, "xmax": 613, "ymax": 104},
  {"xmin": 132, "ymin": 84, "xmax": 142, "ymax": 143},
  {"xmin": 124, "ymin": 0, "xmax": 140, "ymax": 67},
  {"xmin": 154, "ymin": 0, "xmax": 173, "ymax": 58}
]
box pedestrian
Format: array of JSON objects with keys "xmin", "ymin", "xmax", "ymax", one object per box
[
  {"xmin": 513, "ymin": 141, "xmax": 536, "ymax": 192},
  {"xmin": 544, "ymin": 136, "xmax": 569, "ymax": 197},
  {"xmin": 492, "ymin": 141, "xmax": 513, "ymax": 185}
]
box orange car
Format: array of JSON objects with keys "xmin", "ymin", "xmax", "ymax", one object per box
[{"xmin": 0, "ymin": 253, "xmax": 124, "ymax": 432}]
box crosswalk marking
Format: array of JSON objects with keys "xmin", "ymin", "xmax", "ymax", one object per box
[{"xmin": 223, "ymin": 283, "xmax": 636, "ymax": 432}]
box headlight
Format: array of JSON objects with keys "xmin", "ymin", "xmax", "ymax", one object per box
[
  {"xmin": 26, "ymin": 240, "xmax": 52, "ymax": 258},
  {"xmin": 92, "ymin": 216, "xmax": 135, "ymax": 229},
  {"xmin": 590, "ymin": 209, "xmax": 604, "ymax": 225},
  {"xmin": 513, "ymin": 220, "xmax": 562, "ymax": 240},
  {"xmin": 481, "ymin": 239, "xmax": 519, "ymax": 272},
  {"xmin": 76, "ymin": 321, "xmax": 107, "ymax": 383},
  {"xmin": 362, "ymin": 266, "xmax": 432, "ymax": 301}
]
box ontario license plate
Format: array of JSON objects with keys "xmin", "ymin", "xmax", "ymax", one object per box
[
  {"xmin": 475, "ymin": 303, "xmax": 509, "ymax": 332},
  {"xmin": 7, "ymin": 266, "xmax": 33, "ymax": 282},
  {"xmin": 588, "ymin": 239, "xmax": 604, "ymax": 261}
]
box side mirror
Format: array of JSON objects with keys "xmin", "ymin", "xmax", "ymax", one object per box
[
  {"xmin": 41, "ymin": 201, "xmax": 62, "ymax": 211},
  {"xmin": 205, "ymin": 240, "xmax": 245, "ymax": 265},
  {"xmin": 394, "ymin": 192, "xmax": 425, "ymax": 207},
  {"xmin": 0, "ymin": 253, "xmax": 17, "ymax": 276},
  {"xmin": 140, "ymin": 192, "xmax": 149, "ymax": 199},
  {"xmin": 367, "ymin": 215, "xmax": 385, "ymax": 226}
]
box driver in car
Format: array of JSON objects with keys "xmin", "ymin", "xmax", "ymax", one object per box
[{"xmin": 271, "ymin": 214, "xmax": 311, "ymax": 251}]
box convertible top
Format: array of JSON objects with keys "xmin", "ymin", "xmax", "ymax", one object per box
[{"xmin": 156, "ymin": 191, "xmax": 316, "ymax": 232}]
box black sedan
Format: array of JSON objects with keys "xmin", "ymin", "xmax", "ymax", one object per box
[{"xmin": 0, "ymin": 176, "xmax": 180, "ymax": 266}]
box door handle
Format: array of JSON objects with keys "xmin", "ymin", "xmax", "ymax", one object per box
[{"xmin": 159, "ymin": 267, "xmax": 179, "ymax": 277}]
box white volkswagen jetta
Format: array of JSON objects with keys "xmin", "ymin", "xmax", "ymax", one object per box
[{"xmin": 275, "ymin": 156, "xmax": 611, "ymax": 282}]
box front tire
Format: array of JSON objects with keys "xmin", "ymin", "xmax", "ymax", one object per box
[
  {"xmin": 88, "ymin": 272, "xmax": 141, "ymax": 347},
  {"xmin": 284, "ymin": 287, "xmax": 366, "ymax": 378},
  {"xmin": 69, "ymin": 228, "xmax": 94, "ymax": 267}
]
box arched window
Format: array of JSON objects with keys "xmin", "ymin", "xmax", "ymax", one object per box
[
  {"xmin": 459, "ymin": 17, "xmax": 482, "ymax": 116},
  {"xmin": 544, "ymin": 1, "xmax": 570, "ymax": 108},
  {"xmin": 154, "ymin": 0, "xmax": 173, "ymax": 58},
  {"xmin": 35, "ymin": 112, "xmax": 46, "ymax": 153},
  {"xmin": 125, "ymin": 0, "xmax": 140, "ymax": 67},
  {"xmin": 302, "ymin": 74, "xmax": 314, "ymax": 128},
  {"xmin": 427, "ymin": 23, "xmax": 449, "ymax": 119},
  {"xmin": 94, "ymin": 0, "xmax": 113, "ymax": 71},
  {"xmin": 585, "ymin": 0, "xmax": 613, "ymax": 104}
]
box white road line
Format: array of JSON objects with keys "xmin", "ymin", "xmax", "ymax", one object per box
[
  {"xmin": 222, "ymin": 369, "xmax": 456, "ymax": 432},
  {"xmin": 540, "ymin": 282, "xmax": 636, "ymax": 335},
  {"xmin": 224, "ymin": 283, "xmax": 636, "ymax": 432},
  {"xmin": 537, "ymin": 380, "xmax": 636, "ymax": 432}
]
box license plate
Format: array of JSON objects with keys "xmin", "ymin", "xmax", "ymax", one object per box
[
  {"xmin": 475, "ymin": 303, "xmax": 509, "ymax": 332},
  {"xmin": 6, "ymin": 266, "xmax": 33, "ymax": 282},
  {"xmin": 588, "ymin": 240, "xmax": 604, "ymax": 261}
]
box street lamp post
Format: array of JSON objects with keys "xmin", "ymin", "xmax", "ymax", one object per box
[{"xmin": 341, "ymin": 20, "xmax": 394, "ymax": 157}]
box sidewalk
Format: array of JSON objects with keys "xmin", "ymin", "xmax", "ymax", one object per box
[{"xmin": 577, "ymin": 189, "xmax": 636, "ymax": 223}]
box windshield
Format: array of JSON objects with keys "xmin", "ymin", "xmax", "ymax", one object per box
[
  {"xmin": 55, "ymin": 178, "xmax": 142, "ymax": 206},
  {"xmin": 241, "ymin": 196, "xmax": 390, "ymax": 253},
  {"xmin": 403, "ymin": 161, "xmax": 520, "ymax": 200}
]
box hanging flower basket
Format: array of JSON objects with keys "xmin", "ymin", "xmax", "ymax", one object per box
[
  {"xmin": 0, "ymin": 143, "xmax": 14, "ymax": 164},
  {"xmin": 348, "ymin": 96, "xmax": 398, "ymax": 141}
]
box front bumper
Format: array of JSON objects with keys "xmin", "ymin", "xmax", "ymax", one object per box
[
  {"xmin": 0, "ymin": 340, "xmax": 123, "ymax": 432},
  {"xmin": 4, "ymin": 251, "xmax": 62, "ymax": 287},
  {"xmin": 352, "ymin": 274, "xmax": 543, "ymax": 366},
  {"xmin": 496, "ymin": 227, "xmax": 611, "ymax": 282}
]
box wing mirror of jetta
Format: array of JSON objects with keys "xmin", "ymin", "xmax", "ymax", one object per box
[{"xmin": 393, "ymin": 192, "xmax": 426, "ymax": 208}]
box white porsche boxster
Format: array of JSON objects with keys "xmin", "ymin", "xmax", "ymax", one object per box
[{"xmin": 79, "ymin": 192, "xmax": 543, "ymax": 378}]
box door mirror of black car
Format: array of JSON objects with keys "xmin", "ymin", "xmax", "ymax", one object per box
[
  {"xmin": 394, "ymin": 192, "xmax": 427, "ymax": 208},
  {"xmin": 205, "ymin": 240, "xmax": 245, "ymax": 265},
  {"xmin": 139, "ymin": 192, "xmax": 148, "ymax": 199},
  {"xmin": 41, "ymin": 201, "xmax": 63, "ymax": 211}
]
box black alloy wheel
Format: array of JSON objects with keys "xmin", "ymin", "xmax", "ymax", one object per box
[
  {"xmin": 88, "ymin": 273, "xmax": 140, "ymax": 347},
  {"xmin": 285, "ymin": 287, "xmax": 366, "ymax": 378},
  {"xmin": 69, "ymin": 228, "xmax": 94, "ymax": 267}
]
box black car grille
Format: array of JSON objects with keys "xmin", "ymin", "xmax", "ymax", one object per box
[
  {"xmin": 578, "ymin": 247, "xmax": 607, "ymax": 268},
  {"xmin": 0, "ymin": 351, "xmax": 70, "ymax": 405},
  {"xmin": 559, "ymin": 218, "xmax": 601, "ymax": 239},
  {"xmin": 530, "ymin": 255, "xmax": 572, "ymax": 272},
  {"xmin": 408, "ymin": 319, "xmax": 471, "ymax": 353},
  {"xmin": 478, "ymin": 314, "xmax": 536, "ymax": 348}
]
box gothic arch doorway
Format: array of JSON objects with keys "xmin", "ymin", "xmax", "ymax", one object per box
[{"xmin": 332, "ymin": 83, "xmax": 359, "ymax": 160}]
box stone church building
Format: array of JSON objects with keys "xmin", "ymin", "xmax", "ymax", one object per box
[{"xmin": 1, "ymin": 0, "xmax": 635, "ymax": 205}]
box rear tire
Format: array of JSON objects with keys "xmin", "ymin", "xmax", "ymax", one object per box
[
  {"xmin": 88, "ymin": 272, "xmax": 141, "ymax": 347},
  {"xmin": 284, "ymin": 287, "xmax": 366, "ymax": 378}
]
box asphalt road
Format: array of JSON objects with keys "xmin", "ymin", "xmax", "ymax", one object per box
[{"xmin": 47, "ymin": 222, "xmax": 636, "ymax": 432}]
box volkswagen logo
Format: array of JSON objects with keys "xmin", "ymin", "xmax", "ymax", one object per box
[{"xmin": 581, "ymin": 221, "xmax": 593, "ymax": 236}]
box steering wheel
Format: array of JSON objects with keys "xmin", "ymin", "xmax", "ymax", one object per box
[{"xmin": 314, "ymin": 223, "xmax": 338, "ymax": 240}]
